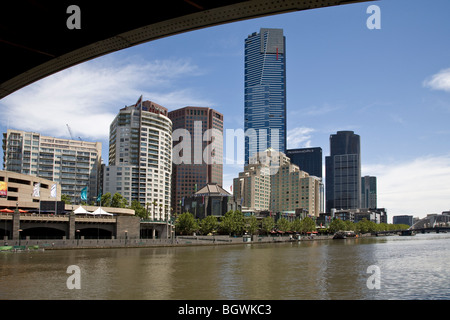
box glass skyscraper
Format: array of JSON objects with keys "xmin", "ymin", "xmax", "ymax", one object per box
[
  {"xmin": 325, "ymin": 131, "xmax": 361, "ymax": 212},
  {"xmin": 244, "ymin": 28, "xmax": 286, "ymax": 165}
]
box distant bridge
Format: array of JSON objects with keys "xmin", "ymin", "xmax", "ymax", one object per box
[{"xmin": 373, "ymin": 214, "xmax": 450, "ymax": 236}]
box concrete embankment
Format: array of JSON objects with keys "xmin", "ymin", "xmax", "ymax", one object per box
[{"xmin": 1, "ymin": 234, "xmax": 343, "ymax": 250}]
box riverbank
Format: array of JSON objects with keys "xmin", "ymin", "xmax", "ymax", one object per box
[{"xmin": 1, "ymin": 233, "xmax": 378, "ymax": 251}]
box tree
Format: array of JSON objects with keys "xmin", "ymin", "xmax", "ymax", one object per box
[
  {"xmin": 100, "ymin": 192, "xmax": 112, "ymax": 207},
  {"xmin": 329, "ymin": 219, "xmax": 346, "ymax": 233},
  {"xmin": 220, "ymin": 210, "xmax": 245, "ymax": 236},
  {"xmin": 261, "ymin": 216, "xmax": 275, "ymax": 235},
  {"xmin": 61, "ymin": 194, "xmax": 71, "ymax": 205},
  {"xmin": 245, "ymin": 215, "xmax": 259, "ymax": 235},
  {"xmin": 199, "ymin": 215, "xmax": 218, "ymax": 235},
  {"xmin": 129, "ymin": 200, "xmax": 146, "ymax": 218},
  {"xmin": 276, "ymin": 217, "xmax": 291, "ymax": 232},
  {"xmin": 176, "ymin": 212, "xmax": 198, "ymax": 235},
  {"xmin": 291, "ymin": 218, "xmax": 302, "ymax": 233},
  {"xmin": 111, "ymin": 193, "xmax": 128, "ymax": 208},
  {"xmin": 299, "ymin": 217, "xmax": 316, "ymax": 234}
]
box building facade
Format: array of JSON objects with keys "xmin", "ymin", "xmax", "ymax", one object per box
[
  {"xmin": 182, "ymin": 183, "xmax": 240, "ymax": 219},
  {"xmin": 168, "ymin": 106, "xmax": 223, "ymax": 214},
  {"xmin": 103, "ymin": 97, "xmax": 172, "ymax": 220},
  {"xmin": 361, "ymin": 175, "xmax": 377, "ymax": 209},
  {"xmin": 244, "ymin": 28, "xmax": 286, "ymax": 165},
  {"xmin": 325, "ymin": 131, "xmax": 361, "ymax": 212},
  {"xmin": 286, "ymin": 147, "xmax": 322, "ymax": 178},
  {"xmin": 2, "ymin": 129, "xmax": 101, "ymax": 203},
  {"xmin": 393, "ymin": 215, "xmax": 414, "ymax": 226},
  {"xmin": 233, "ymin": 149, "xmax": 321, "ymax": 217}
]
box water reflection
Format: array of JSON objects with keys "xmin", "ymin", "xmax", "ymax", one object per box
[{"xmin": 1, "ymin": 234, "xmax": 449, "ymax": 300}]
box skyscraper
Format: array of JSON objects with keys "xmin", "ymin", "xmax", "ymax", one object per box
[
  {"xmin": 286, "ymin": 147, "xmax": 323, "ymax": 178},
  {"xmin": 2, "ymin": 129, "xmax": 101, "ymax": 204},
  {"xmin": 325, "ymin": 131, "xmax": 361, "ymax": 212},
  {"xmin": 168, "ymin": 106, "xmax": 223, "ymax": 215},
  {"xmin": 244, "ymin": 28, "xmax": 286, "ymax": 165},
  {"xmin": 103, "ymin": 97, "xmax": 172, "ymax": 219},
  {"xmin": 361, "ymin": 175, "xmax": 377, "ymax": 209}
]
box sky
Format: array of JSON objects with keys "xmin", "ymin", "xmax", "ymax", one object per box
[{"xmin": 1, "ymin": 0, "xmax": 450, "ymax": 221}]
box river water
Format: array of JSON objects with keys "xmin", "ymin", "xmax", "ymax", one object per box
[{"xmin": 1, "ymin": 233, "xmax": 449, "ymax": 300}]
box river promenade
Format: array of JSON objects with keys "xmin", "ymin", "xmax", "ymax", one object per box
[{"xmin": 2, "ymin": 234, "xmax": 344, "ymax": 250}]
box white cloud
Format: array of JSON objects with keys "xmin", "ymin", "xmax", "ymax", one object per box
[
  {"xmin": 423, "ymin": 68, "xmax": 450, "ymax": 92},
  {"xmin": 0, "ymin": 57, "xmax": 212, "ymax": 141},
  {"xmin": 287, "ymin": 127, "xmax": 315, "ymax": 149},
  {"xmin": 363, "ymin": 155, "xmax": 450, "ymax": 219}
]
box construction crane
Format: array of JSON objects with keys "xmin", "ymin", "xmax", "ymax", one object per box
[
  {"xmin": 66, "ymin": 124, "xmax": 74, "ymax": 140},
  {"xmin": 67, "ymin": 124, "xmax": 83, "ymax": 142}
]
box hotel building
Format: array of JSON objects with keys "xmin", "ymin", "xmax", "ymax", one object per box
[
  {"xmin": 233, "ymin": 149, "xmax": 321, "ymax": 217},
  {"xmin": 103, "ymin": 97, "xmax": 172, "ymax": 219},
  {"xmin": 2, "ymin": 129, "xmax": 101, "ymax": 204}
]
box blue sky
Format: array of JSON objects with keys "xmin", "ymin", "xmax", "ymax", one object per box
[{"xmin": 1, "ymin": 0, "xmax": 450, "ymax": 220}]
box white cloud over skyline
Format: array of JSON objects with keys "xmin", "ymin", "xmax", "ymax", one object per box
[
  {"xmin": 423, "ymin": 68, "xmax": 450, "ymax": 92},
  {"xmin": 0, "ymin": 57, "xmax": 212, "ymax": 141},
  {"xmin": 363, "ymin": 155, "xmax": 450, "ymax": 219}
]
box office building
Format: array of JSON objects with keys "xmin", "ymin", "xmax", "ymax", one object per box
[
  {"xmin": 244, "ymin": 28, "xmax": 286, "ymax": 164},
  {"xmin": 361, "ymin": 175, "xmax": 377, "ymax": 209},
  {"xmin": 286, "ymin": 147, "xmax": 322, "ymax": 178},
  {"xmin": 168, "ymin": 106, "xmax": 223, "ymax": 214},
  {"xmin": 2, "ymin": 129, "xmax": 101, "ymax": 204},
  {"xmin": 325, "ymin": 131, "xmax": 361, "ymax": 212},
  {"xmin": 103, "ymin": 97, "xmax": 172, "ymax": 219},
  {"xmin": 393, "ymin": 215, "xmax": 414, "ymax": 226}
]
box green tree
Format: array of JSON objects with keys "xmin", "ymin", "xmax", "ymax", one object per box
[
  {"xmin": 261, "ymin": 216, "xmax": 275, "ymax": 235},
  {"xmin": 129, "ymin": 200, "xmax": 146, "ymax": 218},
  {"xmin": 276, "ymin": 217, "xmax": 291, "ymax": 232},
  {"xmin": 299, "ymin": 217, "xmax": 316, "ymax": 233},
  {"xmin": 100, "ymin": 192, "xmax": 112, "ymax": 207},
  {"xmin": 199, "ymin": 215, "xmax": 218, "ymax": 235},
  {"xmin": 245, "ymin": 215, "xmax": 259, "ymax": 235},
  {"xmin": 291, "ymin": 218, "xmax": 302, "ymax": 233},
  {"xmin": 329, "ymin": 219, "xmax": 346, "ymax": 233},
  {"xmin": 344, "ymin": 220, "xmax": 355, "ymax": 231},
  {"xmin": 176, "ymin": 212, "xmax": 198, "ymax": 235},
  {"xmin": 220, "ymin": 210, "xmax": 245, "ymax": 236},
  {"xmin": 61, "ymin": 194, "xmax": 71, "ymax": 205},
  {"xmin": 111, "ymin": 193, "xmax": 128, "ymax": 208}
]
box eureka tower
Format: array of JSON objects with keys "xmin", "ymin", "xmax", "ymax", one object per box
[{"xmin": 244, "ymin": 28, "xmax": 287, "ymax": 165}]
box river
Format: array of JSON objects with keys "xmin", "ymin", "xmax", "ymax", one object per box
[{"xmin": 1, "ymin": 233, "xmax": 449, "ymax": 300}]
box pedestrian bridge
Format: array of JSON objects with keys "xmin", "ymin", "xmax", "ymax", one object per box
[{"xmin": 410, "ymin": 213, "xmax": 450, "ymax": 233}]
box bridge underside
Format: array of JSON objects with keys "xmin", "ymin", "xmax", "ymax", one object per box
[{"xmin": 0, "ymin": 0, "xmax": 372, "ymax": 99}]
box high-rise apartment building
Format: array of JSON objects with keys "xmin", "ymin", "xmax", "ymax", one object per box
[
  {"xmin": 168, "ymin": 106, "xmax": 223, "ymax": 214},
  {"xmin": 103, "ymin": 97, "xmax": 172, "ymax": 219},
  {"xmin": 325, "ymin": 131, "xmax": 361, "ymax": 212},
  {"xmin": 361, "ymin": 175, "xmax": 377, "ymax": 209},
  {"xmin": 244, "ymin": 28, "xmax": 286, "ymax": 165},
  {"xmin": 233, "ymin": 148, "xmax": 321, "ymax": 217},
  {"xmin": 2, "ymin": 129, "xmax": 101, "ymax": 203}
]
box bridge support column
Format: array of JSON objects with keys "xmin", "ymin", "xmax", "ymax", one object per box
[
  {"xmin": 68, "ymin": 213, "xmax": 76, "ymax": 239},
  {"xmin": 12, "ymin": 210, "xmax": 20, "ymax": 240},
  {"xmin": 116, "ymin": 216, "xmax": 140, "ymax": 239}
]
